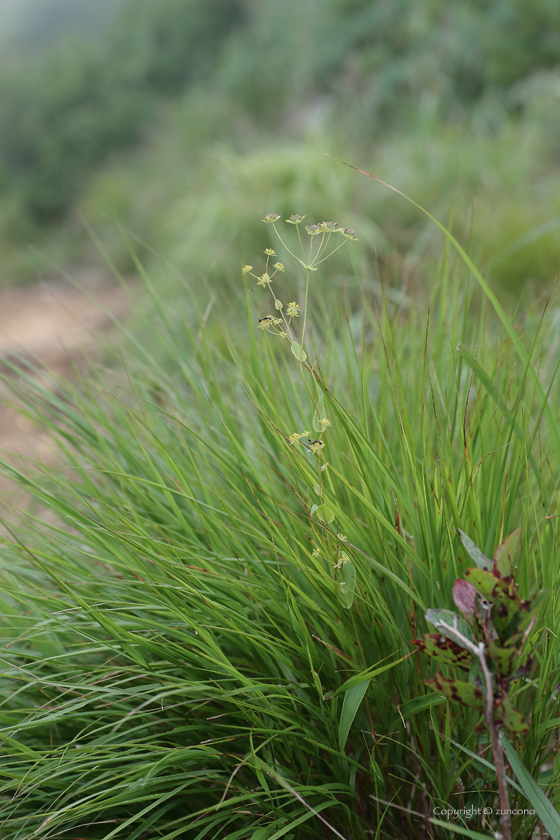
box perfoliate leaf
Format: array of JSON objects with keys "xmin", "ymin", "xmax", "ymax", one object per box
[
  {"xmin": 338, "ymin": 582, "xmax": 354, "ymax": 609},
  {"xmin": 459, "ymin": 529, "xmax": 492, "ymax": 571},
  {"xmin": 494, "ymin": 695, "xmax": 528, "ymax": 733},
  {"xmin": 426, "ymin": 673, "xmax": 485, "ymax": 710},
  {"xmin": 310, "ymin": 504, "xmax": 319, "ymax": 516},
  {"xmin": 453, "ymin": 579, "xmax": 477, "ymax": 617},
  {"xmin": 425, "ymin": 608, "xmax": 473, "ymax": 647},
  {"xmin": 341, "ymin": 559, "xmax": 356, "ymax": 592},
  {"xmin": 493, "ymin": 528, "xmax": 521, "ymax": 579},
  {"xmin": 413, "ymin": 633, "xmax": 473, "ymax": 670},
  {"xmin": 291, "ymin": 342, "xmax": 307, "ymax": 362},
  {"xmin": 315, "ymin": 504, "xmax": 334, "ymax": 524}
]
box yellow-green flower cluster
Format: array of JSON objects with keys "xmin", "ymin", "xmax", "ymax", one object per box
[
  {"xmin": 286, "ymin": 301, "xmax": 300, "ymax": 317},
  {"xmin": 288, "ymin": 429, "xmax": 311, "ymax": 444},
  {"xmin": 258, "ymin": 315, "xmax": 282, "ymax": 331},
  {"xmin": 257, "ymin": 273, "xmax": 272, "ymax": 287},
  {"xmin": 308, "ymin": 439, "xmax": 325, "ymax": 454}
]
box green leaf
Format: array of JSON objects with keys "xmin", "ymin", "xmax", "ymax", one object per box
[
  {"xmin": 339, "ymin": 680, "xmax": 370, "ymax": 750},
  {"xmin": 488, "ymin": 641, "xmax": 519, "ymax": 678},
  {"xmin": 426, "ymin": 674, "xmax": 485, "ymax": 711},
  {"xmin": 370, "ymin": 754, "xmax": 383, "ymax": 782},
  {"xmin": 338, "ymin": 582, "xmax": 354, "ymax": 610},
  {"xmin": 333, "ymin": 652, "xmax": 413, "ymax": 696},
  {"xmin": 502, "ymin": 733, "xmax": 560, "ymax": 837},
  {"xmin": 493, "ymin": 528, "xmax": 521, "ymax": 578},
  {"xmin": 429, "ymin": 819, "xmax": 493, "ymax": 839},
  {"xmin": 341, "ymin": 559, "xmax": 356, "ymax": 592},
  {"xmin": 425, "ymin": 609, "xmax": 473, "ymax": 646},
  {"xmin": 494, "ymin": 696, "xmax": 527, "ymax": 733},
  {"xmin": 413, "ymin": 633, "xmax": 473, "ymax": 670},
  {"xmin": 459, "ymin": 530, "xmax": 492, "ymax": 571},
  {"xmin": 291, "ymin": 342, "xmax": 307, "ymax": 362},
  {"xmin": 315, "ymin": 504, "xmax": 334, "ymax": 524},
  {"xmin": 396, "ymin": 692, "xmax": 446, "ymax": 722}
]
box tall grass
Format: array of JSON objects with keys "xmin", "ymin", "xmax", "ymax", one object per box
[{"xmin": 0, "ymin": 207, "xmax": 559, "ymax": 838}]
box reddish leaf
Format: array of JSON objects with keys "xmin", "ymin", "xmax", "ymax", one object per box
[{"xmin": 453, "ymin": 579, "xmax": 477, "ymax": 617}]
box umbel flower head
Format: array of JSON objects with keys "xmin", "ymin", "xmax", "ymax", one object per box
[
  {"xmin": 286, "ymin": 302, "xmax": 300, "ymax": 317},
  {"xmin": 286, "ymin": 214, "xmax": 305, "ymax": 225},
  {"xmin": 308, "ymin": 439, "xmax": 325, "ymax": 454},
  {"xmin": 262, "ymin": 213, "xmax": 281, "ymax": 224}
]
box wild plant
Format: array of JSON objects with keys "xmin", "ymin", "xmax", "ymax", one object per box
[{"xmin": 0, "ymin": 204, "xmax": 559, "ymax": 839}]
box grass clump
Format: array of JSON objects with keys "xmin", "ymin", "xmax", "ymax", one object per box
[{"xmin": 0, "ymin": 200, "xmax": 560, "ymax": 838}]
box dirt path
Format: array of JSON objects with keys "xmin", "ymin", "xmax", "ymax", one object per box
[{"xmin": 0, "ymin": 269, "xmax": 130, "ymax": 518}]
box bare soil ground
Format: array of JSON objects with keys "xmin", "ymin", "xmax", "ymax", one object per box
[{"xmin": 0, "ymin": 270, "xmax": 130, "ymax": 522}]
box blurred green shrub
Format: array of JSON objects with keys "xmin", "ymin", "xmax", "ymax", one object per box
[{"xmin": 0, "ymin": 0, "xmax": 244, "ymax": 232}]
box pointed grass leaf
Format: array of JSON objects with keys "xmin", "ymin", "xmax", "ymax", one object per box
[
  {"xmin": 339, "ymin": 680, "xmax": 370, "ymax": 750},
  {"xmin": 502, "ymin": 733, "xmax": 560, "ymax": 837},
  {"xmin": 397, "ymin": 693, "xmax": 446, "ymax": 721},
  {"xmin": 370, "ymin": 754, "xmax": 383, "ymax": 782},
  {"xmin": 459, "ymin": 530, "xmax": 492, "ymax": 571},
  {"xmin": 429, "ymin": 820, "xmax": 494, "ymax": 840},
  {"xmin": 493, "ymin": 528, "xmax": 522, "ymax": 579},
  {"xmin": 291, "ymin": 342, "xmax": 307, "ymax": 362},
  {"xmin": 315, "ymin": 504, "xmax": 334, "ymax": 524},
  {"xmin": 426, "ymin": 674, "xmax": 485, "ymax": 711}
]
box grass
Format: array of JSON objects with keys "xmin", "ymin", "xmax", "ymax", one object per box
[{"xmin": 0, "ymin": 198, "xmax": 559, "ymax": 838}]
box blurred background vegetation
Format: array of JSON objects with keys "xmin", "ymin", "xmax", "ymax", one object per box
[{"xmin": 0, "ymin": 0, "xmax": 559, "ymax": 292}]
